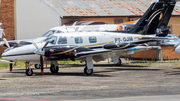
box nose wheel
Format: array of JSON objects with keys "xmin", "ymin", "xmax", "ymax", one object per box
[
  {"xmin": 50, "ymin": 64, "xmax": 59, "ymax": 73},
  {"xmin": 26, "ymin": 69, "xmax": 33, "ymax": 76}
]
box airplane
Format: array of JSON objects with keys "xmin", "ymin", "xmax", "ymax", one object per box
[
  {"xmin": 0, "ymin": 24, "xmax": 117, "ymax": 68},
  {"xmin": 0, "ymin": 24, "xmax": 118, "ymax": 48},
  {"xmin": 0, "ymin": 29, "xmax": 13, "ymax": 63},
  {"xmin": 1, "ymin": 0, "xmax": 178, "ymax": 76},
  {"xmin": 174, "ymin": 42, "xmax": 180, "ymax": 54}
]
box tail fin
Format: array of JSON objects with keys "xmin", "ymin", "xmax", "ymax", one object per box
[
  {"xmin": 129, "ymin": 0, "xmax": 177, "ymax": 36},
  {"xmin": 0, "ymin": 29, "xmax": 3, "ymax": 42}
]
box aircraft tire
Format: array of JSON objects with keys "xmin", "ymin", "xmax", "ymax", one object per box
[
  {"xmin": 116, "ymin": 58, "xmax": 122, "ymax": 66},
  {"xmin": 26, "ymin": 69, "xmax": 33, "ymax": 76},
  {"xmin": 50, "ymin": 64, "xmax": 59, "ymax": 73},
  {"xmin": 35, "ymin": 64, "xmax": 41, "ymax": 69},
  {"xmin": 84, "ymin": 66, "xmax": 93, "ymax": 75}
]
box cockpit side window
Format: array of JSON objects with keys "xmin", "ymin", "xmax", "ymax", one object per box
[
  {"xmin": 58, "ymin": 36, "xmax": 67, "ymax": 44},
  {"xmin": 44, "ymin": 36, "xmax": 57, "ymax": 44},
  {"xmin": 57, "ymin": 31, "xmax": 62, "ymax": 33},
  {"xmin": 40, "ymin": 30, "xmax": 55, "ymax": 37}
]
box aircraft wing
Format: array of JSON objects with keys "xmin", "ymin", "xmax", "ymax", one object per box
[
  {"xmin": 0, "ymin": 60, "xmax": 13, "ymax": 63},
  {"xmin": 76, "ymin": 49, "xmax": 112, "ymax": 57},
  {"xmin": 0, "ymin": 37, "xmax": 46, "ymax": 47},
  {"xmin": 138, "ymin": 37, "xmax": 177, "ymax": 40}
]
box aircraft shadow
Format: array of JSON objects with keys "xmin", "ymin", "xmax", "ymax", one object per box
[
  {"xmin": 5, "ymin": 64, "xmax": 159, "ymax": 77},
  {"xmin": 164, "ymin": 71, "xmax": 180, "ymax": 75},
  {"xmin": 106, "ymin": 68, "xmax": 161, "ymax": 72},
  {"xmin": 59, "ymin": 64, "xmax": 148, "ymax": 68},
  {"xmin": 9, "ymin": 71, "xmax": 112, "ymax": 77}
]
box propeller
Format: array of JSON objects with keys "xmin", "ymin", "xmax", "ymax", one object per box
[
  {"xmin": 32, "ymin": 41, "xmax": 50, "ymax": 75},
  {"xmin": 42, "ymin": 41, "xmax": 49, "ymax": 51},
  {"xmin": 3, "ymin": 38, "xmax": 10, "ymax": 48}
]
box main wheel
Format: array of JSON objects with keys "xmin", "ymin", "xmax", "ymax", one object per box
[
  {"xmin": 116, "ymin": 58, "xmax": 122, "ymax": 66},
  {"xmin": 84, "ymin": 66, "xmax": 93, "ymax": 75},
  {"xmin": 26, "ymin": 69, "xmax": 33, "ymax": 76},
  {"xmin": 34, "ymin": 64, "xmax": 41, "ymax": 69},
  {"xmin": 50, "ymin": 64, "xmax": 59, "ymax": 73}
]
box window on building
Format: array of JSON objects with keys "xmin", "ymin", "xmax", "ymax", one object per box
[
  {"xmin": 58, "ymin": 36, "xmax": 67, "ymax": 44},
  {"xmin": 89, "ymin": 36, "xmax": 97, "ymax": 43},
  {"xmin": 114, "ymin": 18, "xmax": 123, "ymax": 24},
  {"xmin": 75, "ymin": 37, "xmax": 83, "ymax": 44}
]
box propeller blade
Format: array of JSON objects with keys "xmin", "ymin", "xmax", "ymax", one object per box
[
  {"xmin": 42, "ymin": 41, "xmax": 49, "ymax": 51},
  {"xmin": 40, "ymin": 55, "xmax": 44, "ymax": 75},
  {"xmin": 3, "ymin": 38, "xmax": 10, "ymax": 48},
  {"xmin": 32, "ymin": 41, "xmax": 38, "ymax": 49}
]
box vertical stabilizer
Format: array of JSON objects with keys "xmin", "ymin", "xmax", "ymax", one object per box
[{"xmin": 129, "ymin": 0, "xmax": 177, "ymax": 36}]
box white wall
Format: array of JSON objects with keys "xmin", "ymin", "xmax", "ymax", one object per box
[{"xmin": 16, "ymin": 0, "xmax": 60, "ymax": 39}]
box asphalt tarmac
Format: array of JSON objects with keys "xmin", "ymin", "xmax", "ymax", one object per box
[{"xmin": 0, "ymin": 61, "xmax": 180, "ymax": 101}]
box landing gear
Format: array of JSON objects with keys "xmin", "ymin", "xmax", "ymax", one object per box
[
  {"xmin": 112, "ymin": 56, "xmax": 122, "ymax": 66},
  {"xmin": 116, "ymin": 58, "xmax": 122, "ymax": 66},
  {"xmin": 34, "ymin": 64, "xmax": 41, "ymax": 69},
  {"xmin": 26, "ymin": 69, "xmax": 33, "ymax": 76},
  {"xmin": 84, "ymin": 56, "xmax": 94, "ymax": 75},
  {"xmin": 84, "ymin": 66, "xmax": 93, "ymax": 75},
  {"xmin": 25, "ymin": 62, "xmax": 33, "ymax": 76},
  {"xmin": 50, "ymin": 64, "xmax": 59, "ymax": 73}
]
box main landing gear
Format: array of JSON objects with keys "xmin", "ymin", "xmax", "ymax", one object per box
[
  {"xmin": 84, "ymin": 56, "xmax": 94, "ymax": 75},
  {"xmin": 50, "ymin": 61, "xmax": 59, "ymax": 73},
  {"xmin": 112, "ymin": 56, "xmax": 122, "ymax": 66},
  {"xmin": 34, "ymin": 64, "xmax": 41, "ymax": 69}
]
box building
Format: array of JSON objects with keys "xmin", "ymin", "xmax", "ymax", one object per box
[{"xmin": 1, "ymin": 0, "xmax": 180, "ymax": 58}]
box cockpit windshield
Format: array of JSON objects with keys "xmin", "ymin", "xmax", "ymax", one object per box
[
  {"xmin": 40, "ymin": 30, "xmax": 56, "ymax": 37},
  {"xmin": 43, "ymin": 36, "xmax": 57, "ymax": 44}
]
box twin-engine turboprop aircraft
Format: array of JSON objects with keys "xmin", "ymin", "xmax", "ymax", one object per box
[
  {"xmin": 0, "ymin": 24, "xmax": 117, "ymax": 48},
  {"xmin": 1, "ymin": 0, "xmax": 178, "ymax": 76},
  {"xmin": 0, "ymin": 29, "xmax": 13, "ymax": 63}
]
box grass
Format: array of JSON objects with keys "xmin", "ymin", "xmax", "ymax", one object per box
[
  {"xmin": 0, "ymin": 58, "xmax": 84, "ymax": 69},
  {"xmin": 127, "ymin": 62, "xmax": 144, "ymax": 66},
  {"xmin": 0, "ymin": 58, "xmax": 25, "ymax": 68},
  {"xmin": 58, "ymin": 60, "xmax": 84, "ymax": 64}
]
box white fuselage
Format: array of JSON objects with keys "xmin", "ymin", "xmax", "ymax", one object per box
[{"xmin": 2, "ymin": 31, "xmax": 156, "ymax": 63}]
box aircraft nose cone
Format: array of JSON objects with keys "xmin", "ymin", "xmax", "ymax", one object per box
[
  {"xmin": 175, "ymin": 46, "xmax": 180, "ymax": 54},
  {"xmin": 1, "ymin": 52, "xmax": 9, "ymax": 60},
  {"xmin": 1, "ymin": 53, "xmax": 5, "ymax": 58},
  {"xmin": 34, "ymin": 48, "xmax": 45, "ymax": 56}
]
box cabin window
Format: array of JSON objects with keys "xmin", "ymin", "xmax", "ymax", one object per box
[
  {"xmin": 75, "ymin": 37, "xmax": 83, "ymax": 44},
  {"xmin": 58, "ymin": 36, "xmax": 67, "ymax": 44},
  {"xmin": 89, "ymin": 36, "xmax": 97, "ymax": 43},
  {"xmin": 45, "ymin": 36, "xmax": 57, "ymax": 44}
]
